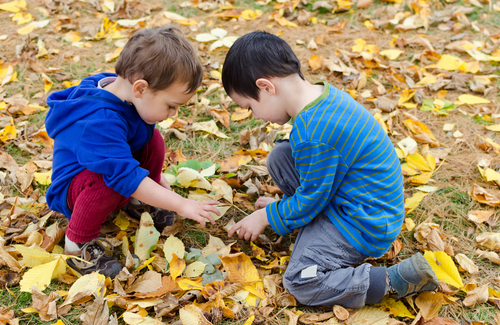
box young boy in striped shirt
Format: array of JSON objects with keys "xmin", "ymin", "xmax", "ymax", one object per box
[{"xmin": 222, "ymin": 32, "xmax": 438, "ymax": 308}]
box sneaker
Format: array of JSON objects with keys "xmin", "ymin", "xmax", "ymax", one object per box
[
  {"xmin": 65, "ymin": 238, "xmax": 123, "ymax": 279},
  {"xmin": 387, "ymin": 252, "xmax": 439, "ymax": 298},
  {"xmin": 124, "ymin": 198, "xmax": 175, "ymax": 233}
]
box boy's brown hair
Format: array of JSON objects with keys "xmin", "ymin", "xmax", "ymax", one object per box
[{"xmin": 115, "ymin": 26, "xmax": 202, "ymax": 93}]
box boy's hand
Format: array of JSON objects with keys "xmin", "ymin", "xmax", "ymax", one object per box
[
  {"xmin": 228, "ymin": 209, "xmax": 270, "ymax": 241},
  {"xmin": 159, "ymin": 174, "xmax": 172, "ymax": 190},
  {"xmin": 178, "ymin": 199, "xmax": 220, "ymax": 227}
]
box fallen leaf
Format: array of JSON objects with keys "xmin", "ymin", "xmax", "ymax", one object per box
[
  {"xmin": 467, "ymin": 210, "xmax": 494, "ymax": 224},
  {"xmin": 415, "ymin": 291, "xmax": 445, "ymax": 321},
  {"xmin": 424, "ymin": 251, "xmax": 463, "ymax": 289},
  {"xmin": 476, "ymin": 232, "xmax": 500, "ymax": 250},
  {"xmin": 163, "ymin": 235, "xmax": 185, "ymax": 264},
  {"xmin": 61, "ymin": 272, "xmax": 106, "ymax": 306},
  {"xmin": 458, "ymin": 94, "xmax": 491, "ymax": 105},
  {"xmin": 134, "ymin": 212, "xmax": 160, "ymax": 262},
  {"xmin": 455, "ymin": 254, "xmax": 479, "ymax": 274},
  {"xmin": 470, "ymin": 184, "xmax": 500, "ymax": 206},
  {"xmin": 125, "ymin": 271, "xmax": 162, "ymax": 294},
  {"xmin": 463, "ymin": 284, "xmax": 489, "ymax": 307},
  {"xmin": 80, "ymin": 294, "xmax": 114, "ymax": 325},
  {"xmin": 351, "ymin": 306, "xmax": 389, "ymax": 324}
]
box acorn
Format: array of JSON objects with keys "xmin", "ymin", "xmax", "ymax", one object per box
[{"xmin": 333, "ymin": 305, "xmax": 349, "ymax": 321}]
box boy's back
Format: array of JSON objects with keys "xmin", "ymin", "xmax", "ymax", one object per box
[{"xmin": 269, "ymin": 82, "xmax": 404, "ymax": 257}]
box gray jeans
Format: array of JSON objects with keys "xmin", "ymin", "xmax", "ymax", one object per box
[{"xmin": 267, "ymin": 139, "xmax": 388, "ymax": 308}]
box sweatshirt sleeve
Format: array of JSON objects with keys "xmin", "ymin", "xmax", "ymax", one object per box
[
  {"xmin": 266, "ymin": 141, "xmax": 345, "ymax": 235},
  {"xmin": 75, "ymin": 117, "xmax": 149, "ymax": 197}
]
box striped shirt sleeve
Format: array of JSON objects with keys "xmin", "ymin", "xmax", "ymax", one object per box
[{"xmin": 266, "ymin": 141, "xmax": 345, "ymax": 235}]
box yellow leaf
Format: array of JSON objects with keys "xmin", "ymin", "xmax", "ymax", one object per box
[
  {"xmin": 12, "ymin": 12, "xmax": 32, "ymax": 24},
  {"xmin": 50, "ymin": 321, "xmax": 65, "ymax": 325},
  {"xmin": 220, "ymin": 252, "xmax": 260, "ymax": 284},
  {"xmin": 170, "ymin": 254, "xmax": 185, "ymax": 280},
  {"xmin": 113, "ymin": 211, "xmax": 130, "ymax": 231},
  {"xmin": 177, "ymin": 278, "xmax": 203, "ymax": 290},
  {"xmin": 244, "ymin": 315, "xmax": 255, "ymax": 325},
  {"xmin": 380, "ymin": 49, "xmax": 403, "ymax": 60},
  {"xmin": 415, "ymin": 291, "xmax": 446, "ymax": 321},
  {"xmin": 231, "ymin": 107, "xmax": 252, "ymax": 121},
  {"xmin": 484, "ymin": 168, "xmax": 500, "ymax": 182},
  {"xmin": 177, "ymin": 167, "xmax": 212, "ymax": 190},
  {"xmin": 485, "ymin": 124, "xmax": 500, "ymax": 132},
  {"xmin": 458, "ymin": 94, "xmax": 491, "ymax": 105},
  {"xmin": 352, "ymin": 38, "xmax": 366, "ymax": 53},
  {"xmin": 241, "ymin": 9, "xmax": 261, "ymax": 20},
  {"xmin": 163, "ymin": 235, "xmax": 185, "ymax": 263},
  {"xmin": 20, "ymin": 257, "xmax": 66, "ymax": 292},
  {"xmin": 209, "ymin": 70, "xmax": 221, "ymax": 80},
  {"xmin": 61, "ymin": 272, "xmax": 106, "ymax": 306},
  {"xmin": 0, "ymin": 65, "xmax": 15, "ymax": 86},
  {"xmin": 42, "ymin": 73, "xmax": 52, "ymax": 94},
  {"xmin": 179, "ymin": 304, "xmax": 212, "ymax": 325},
  {"xmin": 0, "ymin": 118, "xmax": 17, "ymax": 142},
  {"xmin": 14, "ymin": 245, "xmax": 54, "ymax": 267},
  {"xmin": 424, "ymin": 251, "xmax": 463, "ymax": 289},
  {"xmin": 105, "ymin": 47, "xmax": 123, "ymax": 63},
  {"xmin": 134, "ymin": 212, "xmax": 160, "ymax": 262},
  {"xmin": 404, "ymin": 218, "xmax": 416, "ymax": 231},
  {"xmin": 17, "ymin": 22, "xmax": 36, "ymax": 35},
  {"xmin": 436, "ymin": 54, "xmax": 465, "ymax": 71},
  {"xmin": 308, "ymin": 55, "xmax": 323, "ymax": 72},
  {"xmin": 455, "ymin": 253, "xmax": 479, "ymax": 274},
  {"xmin": 275, "ymin": 16, "xmax": 297, "ymax": 27},
  {"xmin": 191, "ymin": 120, "xmax": 228, "ymax": 138},
  {"xmin": 352, "ymin": 306, "xmax": 390, "ymax": 324},
  {"xmin": 404, "ymin": 192, "xmax": 427, "ymax": 214},
  {"xmin": 184, "ymin": 261, "xmax": 206, "ymax": 278},
  {"xmin": 33, "ymin": 171, "xmax": 51, "ymax": 185},
  {"xmin": 63, "ymin": 31, "xmax": 81, "ymax": 43},
  {"xmin": 377, "ymin": 296, "xmax": 415, "ymax": 318},
  {"xmin": 403, "ymin": 119, "xmax": 437, "ymax": 141},
  {"xmin": 410, "ymin": 172, "xmax": 433, "ymax": 185},
  {"xmin": 406, "ymin": 153, "xmax": 432, "ymax": 171},
  {"xmin": 0, "ymin": 0, "xmax": 26, "ymax": 12}
]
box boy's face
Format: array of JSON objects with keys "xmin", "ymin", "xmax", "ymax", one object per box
[
  {"xmin": 134, "ymin": 82, "xmax": 194, "ymax": 125},
  {"xmin": 229, "ymin": 91, "xmax": 290, "ymax": 125}
]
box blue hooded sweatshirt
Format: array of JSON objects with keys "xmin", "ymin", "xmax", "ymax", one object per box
[{"xmin": 45, "ymin": 73, "xmax": 155, "ymax": 218}]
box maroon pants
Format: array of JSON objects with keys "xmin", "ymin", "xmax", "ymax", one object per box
[{"xmin": 66, "ymin": 129, "xmax": 165, "ymax": 243}]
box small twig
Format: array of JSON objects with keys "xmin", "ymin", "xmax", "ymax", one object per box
[{"xmin": 230, "ymin": 204, "xmax": 249, "ymax": 217}]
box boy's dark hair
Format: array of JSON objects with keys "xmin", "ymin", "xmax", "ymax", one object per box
[
  {"xmin": 115, "ymin": 26, "xmax": 202, "ymax": 93},
  {"xmin": 222, "ymin": 31, "xmax": 304, "ymax": 100}
]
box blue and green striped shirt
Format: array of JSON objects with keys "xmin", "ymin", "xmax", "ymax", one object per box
[{"xmin": 266, "ymin": 82, "xmax": 404, "ymax": 257}]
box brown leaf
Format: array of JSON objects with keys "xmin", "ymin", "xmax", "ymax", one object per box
[
  {"xmin": 463, "ymin": 284, "xmax": 489, "ymax": 307},
  {"xmin": 210, "ymin": 108, "xmax": 231, "ymax": 130},
  {"xmin": 476, "ymin": 232, "xmax": 500, "ymax": 250},
  {"xmin": 415, "ymin": 291, "xmax": 445, "ymax": 321},
  {"xmin": 298, "ymin": 312, "xmax": 334, "ymax": 324},
  {"xmin": 31, "ymin": 287, "xmax": 61, "ymax": 321},
  {"xmin": 382, "ymin": 238, "xmax": 404, "ymax": 259},
  {"xmin": 375, "ymin": 96, "xmax": 397, "ymax": 112},
  {"xmin": 125, "ymin": 270, "xmax": 162, "ymax": 294},
  {"xmin": 15, "ymin": 161, "xmax": 37, "ymax": 192},
  {"xmin": 414, "ymin": 223, "xmax": 445, "ymax": 252},
  {"xmin": 424, "ymin": 317, "xmax": 460, "ymax": 325},
  {"xmin": 470, "ymin": 184, "xmax": 500, "ymax": 206},
  {"xmin": 467, "ymin": 210, "xmax": 495, "ymax": 224},
  {"xmin": 80, "ymin": 295, "xmax": 112, "ymax": 325},
  {"xmin": 0, "ymin": 307, "xmax": 18, "ymax": 325},
  {"xmin": 276, "ymin": 293, "xmax": 297, "ymax": 307},
  {"xmin": 356, "ymin": 0, "xmax": 373, "ymax": 9},
  {"xmin": 0, "ymin": 238, "xmax": 21, "ymax": 272},
  {"xmin": 284, "ymin": 310, "xmax": 300, "ymax": 325},
  {"xmin": 0, "ymin": 152, "xmax": 19, "ymax": 183},
  {"xmin": 475, "ymin": 249, "xmax": 500, "ymax": 264},
  {"xmin": 455, "ymin": 254, "xmax": 479, "ymax": 274},
  {"xmin": 124, "ymin": 275, "xmax": 179, "ymax": 299},
  {"xmin": 333, "ymin": 305, "xmax": 349, "ymax": 320}
]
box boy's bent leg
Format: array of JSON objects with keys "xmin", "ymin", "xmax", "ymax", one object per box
[
  {"xmin": 283, "ymin": 213, "xmax": 388, "ymax": 308},
  {"xmin": 133, "ymin": 129, "xmax": 165, "ymax": 183},
  {"xmin": 267, "ymin": 139, "xmax": 300, "ymax": 197},
  {"xmin": 129, "ymin": 129, "xmax": 173, "ymax": 232},
  {"xmin": 66, "ymin": 170, "xmax": 129, "ymax": 243}
]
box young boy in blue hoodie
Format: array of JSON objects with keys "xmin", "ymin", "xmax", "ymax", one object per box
[
  {"xmin": 46, "ymin": 27, "xmax": 220, "ymax": 278},
  {"xmin": 223, "ymin": 32, "xmax": 438, "ymax": 308}
]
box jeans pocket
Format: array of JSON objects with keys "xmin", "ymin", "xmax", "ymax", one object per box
[{"xmin": 285, "ymin": 247, "xmax": 342, "ymax": 286}]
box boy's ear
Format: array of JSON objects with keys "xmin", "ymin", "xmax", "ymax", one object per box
[
  {"xmin": 132, "ymin": 79, "xmax": 149, "ymax": 98},
  {"xmin": 256, "ymin": 78, "xmax": 276, "ymax": 95}
]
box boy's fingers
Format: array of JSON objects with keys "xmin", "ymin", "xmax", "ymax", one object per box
[
  {"xmin": 196, "ymin": 217, "xmax": 206, "ymax": 228},
  {"xmin": 206, "ymin": 205, "xmax": 221, "ymax": 216},
  {"xmin": 205, "ymin": 200, "xmax": 220, "ymax": 205},
  {"xmin": 201, "ymin": 212, "xmax": 215, "ymax": 225},
  {"xmin": 228, "ymin": 221, "xmax": 242, "ymax": 237}
]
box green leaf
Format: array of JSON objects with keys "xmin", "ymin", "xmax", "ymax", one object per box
[{"xmin": 202, "ymin": 268, "xmax": 224, "ymax": 286}]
